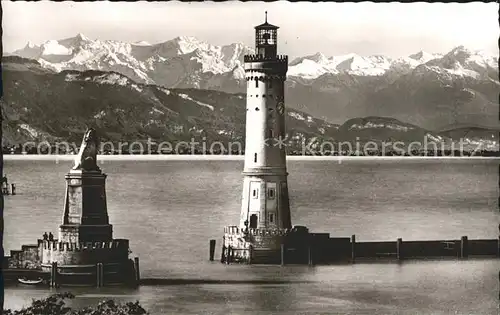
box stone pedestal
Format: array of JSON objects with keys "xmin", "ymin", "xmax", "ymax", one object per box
[{"xmin": 59, "ymin": 169, "xmax": 113, "ymax": 243}]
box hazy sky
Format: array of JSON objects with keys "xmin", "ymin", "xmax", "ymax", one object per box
[{"xmin": 3, "ymin": 1, "xmax": 498, "ymax": 58}]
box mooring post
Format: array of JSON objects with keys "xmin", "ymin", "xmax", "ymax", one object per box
[
  {"xmin": 497, "ymin": 235, "xmax": 500, "ymax": 258},
  {"xmin": 460, "ymin": 236, "xmax": 468, "ymax": 259},
  {"xmin": 96, "ymin": 263, "xmax": 99, "ymax": 287},
  {"xmin": 497, "ymin": 224, "xmax": 500, "ymax": 258},
  {"xmin": 53, "ymin": 262, "xmax": 57, "ymax": 287},
  {"xmin": 51, "ymin": 262, "xmax": 58, "ymax": 287},
  {"xmin": 209, "ymin": 239, "xmax": 216, "ymax": 261},
  {"xmin": 248, "ymin": 245, "xmax": 253, "ymax": 265},
  {"xmin": 50, "ymin": 262, "xmax": 54, "ymax": 287},
  {"xmin": 96, "ymin": 263, "xmax": 102, "ymax": 287},
  {"xmin": 226, "ymin": 246, "xmax": 231, "ymax": 264},
  {"xmin": 308, "ymin": 245, "xmax": 313, "ymax": 266},
  {"xmin": 351, "ymin": 235, "xmax": 356, "ymax": 263},
  {"xmin": 396, "ymin": 238, "xmax": 403, "ymax": 261},
  {"xmin": 221, "ymin": 245, "xmax": 226, "ymax": 263},
  {"xmin": 280, "ymin": 243, "xmax": 285, "ymax": 266},
  {"xmin": 100, "ymin": 263, "xmax": 105, "ymax": 286},
  {"xmin": 134, "ymin": 257, "xmax": 140, "ymax": 285}
]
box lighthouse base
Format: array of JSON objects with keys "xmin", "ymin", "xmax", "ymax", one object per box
[
  {"xmin": 222, "ymin": 226, "xmax": 287, "ymax": 264},
  {"xmin": 222, "ymin": 225, "xmax": 333, "ymax": 264}
]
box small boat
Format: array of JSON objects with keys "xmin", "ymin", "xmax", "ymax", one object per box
[{"xmin": 18, "ymin": 277, "xmax": 44, "ymax": 285}]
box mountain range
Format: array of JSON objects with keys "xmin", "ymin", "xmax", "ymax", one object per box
[
  {"xmin": 1, "ymin": 56, "xmax": 337, "ymax": 153},
  {"xmin": 4, "ymin": 34, "xmax": 499, "ymax": 153},
  {"xmin": 10, "ymin": 34, "xmax": 499, "ymax": 131},
  {"xmin": 2, "ymin": 56, "xmax": 497, "ymax": 154}
]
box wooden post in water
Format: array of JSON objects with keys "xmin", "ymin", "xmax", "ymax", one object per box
[
  {"xmin": 497, "ymin": 225, "xmax": 500, "ymax": 258},
  {"xmin": 351, "ymin": 235, "xmax": 356, "ymax": 263},
  {"xmin": 221, "ymin": 245, "xmax": 226, "ymax": 263},
  {"xmin": 49, "ymin": 262, "xmax": 54, "ymax": 287},
  {"xmin": 460, "ymin": 236, "xmax": 468, "ymax": 259},
  {"xmin": 134, "ymin": 257, "xmax": 140, "ymax": 285},
  {"xmin": 209, "ymin": 240, "xmax": 216, "ymax": 261},
  {"xmin": 396, "ymin": 238, "xmax": 403, "ymax": 261},
  {"xmin": 50, "ymin": 262, "xmax": 58, "ymax": 287},
  {"xmin": 96, "ymin": 263, "xmax": 102, "ymax": 287},
  {"xmin": 100, "ymin": 263, "xmax": 105, "ymax": 286},
  {"xmin": 53, "ymin": 262, "xmax": 57, "ymax": 287},
  {"xmin": 226, "ymin": 246, "xmax": 231, "ymax": 264},
  {"xmin": 96, "ymin": 263, "xmax": 100, "ymax": 287},
  {"xmin": 308, "ymin": 244, "xmax": 313, "ymax": 266},
  {"xmin": 248, "ymin": 245, "xmax": 253, "ymax": 265},
  {"xmin": 280, "ymin": 244, "xmax": 285, "ymax": 266},
  {"xmin": 497, "ymin": 235, "xmax": 500, "ymax": 258}
]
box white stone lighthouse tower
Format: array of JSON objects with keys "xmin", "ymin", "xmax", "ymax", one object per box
[
  {"xmin": 240, "ymin": 12, "xmax": 291, "ymax": 231},
  {"xmin": 222, "ymin": 13, "xmax": 292, "ymax": 264}
]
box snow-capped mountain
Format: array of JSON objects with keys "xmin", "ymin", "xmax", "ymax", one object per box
[
  {"xmin": 12, "ymin": 34, "xmax": 497, "ymax": 85},
  {"xmin": 287, "ymin": 46, "xmax": 497, "ymax": 80},
  {"xmin": 288, "ymin": 52, "xmax": 394, "ymax": 78},
  {"xmin": 11, "ymin": 34, "xmax": 254, "ymax": 88},
  {"xmin": 9, "ymin": 35, "xmax": 499, "ymax": 131}
]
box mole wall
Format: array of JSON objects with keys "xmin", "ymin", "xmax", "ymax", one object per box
[{"xmin": 40, "ymin": 239, "xmax": 129, "ymax": 266}]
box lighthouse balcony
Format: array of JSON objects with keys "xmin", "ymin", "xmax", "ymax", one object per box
[
  {"xmin": 244, "ymin": 54, "xmax": 288, "ymax": 63},
  {"xmin": 224, "ymin": 225, "xmax": 289, "ymax": 236},
  {"xmin": 244, "ymin": 55, "xmax": 288, "ymax": 73}
]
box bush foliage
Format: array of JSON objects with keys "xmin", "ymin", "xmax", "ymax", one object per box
[{"xmin": 3, "ymin": 292, "xmax": 148, "ymax": 315}]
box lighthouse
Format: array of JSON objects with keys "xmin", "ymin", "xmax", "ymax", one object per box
[
  {"xmin": 240, "ymin": 12, "xmax": 291, "ymax": 231},
  {"xmin": 222, "ymin": 13, "xmax": 293, "ymax": 264}
]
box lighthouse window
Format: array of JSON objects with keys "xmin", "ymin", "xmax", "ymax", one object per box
[
  {"xmin": 255, "ymin": 79, "xmax": 259, "ymax": 88},
  {"xmin": 268, "ymin": 188, "xmax": 275, "ymax": 199},
  {"xmin": 252, "ymin": 189, "xmax": 258, "ymax": 198},
  {"xmin": 254, "ymin": 153, "xmax": 257, "ymax": 163},
  {"xmin": 268, "ymin": 129, "xmax": 274, "ymax": 138},
  {"xmin": 270, "ymin": 214, "xmax": 274, "ymax": 223}
]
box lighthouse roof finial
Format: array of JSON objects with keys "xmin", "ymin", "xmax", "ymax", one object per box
[{"xmin": 255, "ymin": 11, "xmax": 279, "ymax": 30}]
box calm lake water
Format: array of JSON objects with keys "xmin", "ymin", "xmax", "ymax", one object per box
[{"xmin": 3, "ymin": 158, "xmax": 500, "ymax": 314}]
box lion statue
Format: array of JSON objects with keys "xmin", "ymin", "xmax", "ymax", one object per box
[{"xmin": 73, "ymin": 128, "xmax": 100, "ymax": 171}]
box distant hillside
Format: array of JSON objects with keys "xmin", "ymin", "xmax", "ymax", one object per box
[
  {"xmin": 439, "ymin": 126, "xmax": 499, "ymax": 144},
  {"xmin": 1, "ymin": 56, "xmax": 335, "ymax": 153}
]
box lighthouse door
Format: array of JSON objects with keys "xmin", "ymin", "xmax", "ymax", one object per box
[{"xmin": 249, "ymin": 214, "xmax": 258, "ymax": 229}]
